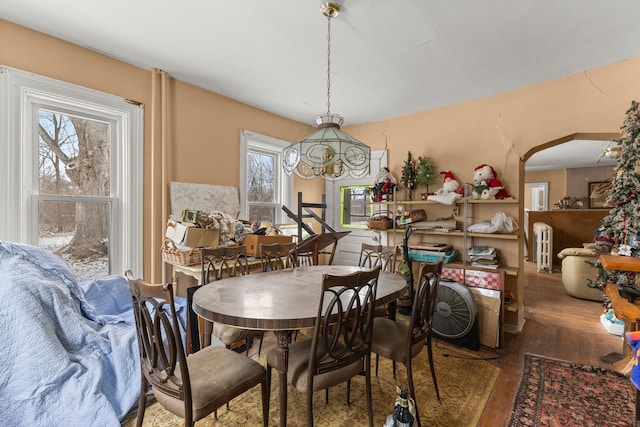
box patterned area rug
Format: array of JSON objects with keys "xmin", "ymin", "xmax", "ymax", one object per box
[
  {"xmin": 121, "ymin": 341, "xmax": 498, "ymax": 426},
  {"xmin": 509, "ymin": 353, "xmax": 636, "ymax": 426}
]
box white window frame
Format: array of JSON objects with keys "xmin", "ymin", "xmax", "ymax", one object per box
[
  {"xmin": 239, "ymin": 130, "xmax": 293, "ymax": 225},
  {"xmin": 0, "ymin": 66, "xmax": 143, "ymax": 276}
]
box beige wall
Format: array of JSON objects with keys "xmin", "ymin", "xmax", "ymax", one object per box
[
  {"xmin": 4, "ymin": 18, "xmax": 640, "ymax": 286},
  {"xmin": 566, "ymin": 166, "xmax": 615, "ymax": 198}
]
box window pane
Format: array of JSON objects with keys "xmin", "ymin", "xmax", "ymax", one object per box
[
  {"xmin": 247, "ymin": 151, "xmax": 275, "ymax": 203},
  {"xmin": 38, "ymin": 200, "xmax": 110, "ymax": 279},
  {"xmin": 341, "ymin": 186, "xmax": 371, "ymax": 227},
  {"xmin": 38, "ymin": 110, "xmax": 110, "ymax": 197},
  {"xmin": 249, "ymin": 205, "xmax": 276, "ymax": 225}
]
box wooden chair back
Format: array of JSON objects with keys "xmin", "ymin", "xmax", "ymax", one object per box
[
  {"xmin": 127, "ymin": 273, "xmax": 192, "ymax": 418},
  {"xmin": 310, "ymin": 265, "xmax": 381, "ymax": 381},
  {"xmin": 259, "ymin": 242, "xmax": 297, "ymax": 272},
  {"xmin": 409, "ymin": 260, "xmax": 443, "ymax": 350},
  {"xmin": 200, "ymin": 245, "xmax": 248, "ymax": 284},
  {"xmin": 358, "ymin": 243, "xmax": 398, "ymax": 273}
]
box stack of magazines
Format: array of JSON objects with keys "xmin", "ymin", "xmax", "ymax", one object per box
[{"xmin": 468, "ymin": 246, "xmax": 499, "ymax": 269}]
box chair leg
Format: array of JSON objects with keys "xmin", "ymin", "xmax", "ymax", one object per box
[
  {"xmin": 365, "ymin": 357, "xmax": 374, "ymax": 427},
  {"xmin": 258, "ymin": 332, "xmax": 264, "ymax": 356},
  {"xmin": 136, "ymin": 376, "xmax": 148, "ymax": 427},
  {"xmin": 392, "ymin": 360, "xmax": 397, "ymax": 379},
  {"xmin": 406, "ymin": 359, "xmax": 421, "ymax": 427},
  {"xmin": 261, "ymin": 377, "xmax": 270, "ymax": 427},
  {"xmin": 375, "ymin": 353, "xmax": 379, "ymax": 376},
  {"xmin": 426, "ymin": 336, "xmax": 440, "ymax": 401},
  {"xmin": 306, "ymin": 387, "xmax": 315, "ymax": 427},
  {"xmin": 346, "ymin": 379, "xmax": 351, "ymax": 407}
]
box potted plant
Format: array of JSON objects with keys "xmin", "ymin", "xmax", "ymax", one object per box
[{"xmin": 416, "ymin": 155, "xmax": 436, "ymax": 195}]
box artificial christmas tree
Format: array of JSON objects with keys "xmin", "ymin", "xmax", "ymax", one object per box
[{"xmin": 597, "ymin": 100, "xmax": 640, "ymax": 300}]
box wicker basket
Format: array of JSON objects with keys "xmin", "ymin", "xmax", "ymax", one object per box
[
  {"xmin": 368, "ymin": 211, "xmax": 393, "ymax": 230},
  {"xmin": 409, "ymin": 209, "xmax": 427, "ymax": 222},
  {"xmin": 161, "ymin": 239, "xmax": 202, "ymax": 266}
]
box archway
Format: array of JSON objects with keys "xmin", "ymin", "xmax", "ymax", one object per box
[{"xmin": 519, "ymin": 132, "xmax": 619, "ymax": 265}]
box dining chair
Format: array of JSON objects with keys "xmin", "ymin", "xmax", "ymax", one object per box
[
  {"xmin": 126, "ymin": 273, "xmax": 270, "ymax": 427},
  {"xmin": 370, "ymin": 260, "xmax": 443, "ymax": 427},
  {"xmin": 358, "ymin": 243, "xmax": 400, "ymax": 318},
  {"xmin": 198, "ymin": 246, "xmax": 251, "ymax": 352},
  {"xmin": 358, "ymin": 243, "xmax": 398, "ymax": 272},
  {"xmin": 259, "ymin": 242, "xmax": 297, "ymax": 272},
  {"xmin": 266, "ymin": 265, "xmax": 381, "ymax": 427}
]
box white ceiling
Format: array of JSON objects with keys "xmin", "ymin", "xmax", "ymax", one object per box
[
  {"xmin": 2, "ymin": 0, "xmax": 637, "ymax": 169},
  {"xmin": 526, "ymin": 140, "xmax": 618, "ymax": 172}
]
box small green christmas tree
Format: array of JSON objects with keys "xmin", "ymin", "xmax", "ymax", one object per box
[
  {"xmin": 415, "ymin": 156, "xmax": 436, "ymax": 193},
  {"xmin": 598, "ymin": 100, "xmax": 640, "ymax": 295},
  {"xmin": 401, "ymin": 151, "xmax": 416, "ymax": 190}
]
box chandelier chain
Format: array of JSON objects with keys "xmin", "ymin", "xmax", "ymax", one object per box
[{"xmin": 326, "ymin": 15, "xmax": 332, "ymax": 115}]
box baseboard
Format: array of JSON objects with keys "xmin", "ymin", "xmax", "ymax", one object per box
[{"xmin": 504, "ymin": 317, "xmax": 526, "ymax": 334}]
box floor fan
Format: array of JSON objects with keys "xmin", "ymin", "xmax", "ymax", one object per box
[{"xmin": 432, "ymin": 279, "xmax": 480, "ymax": 351}]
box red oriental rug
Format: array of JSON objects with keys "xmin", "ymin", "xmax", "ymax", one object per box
[{"xmin": 509, "ymin": 353, "xmax": 636, "ymax": 426}]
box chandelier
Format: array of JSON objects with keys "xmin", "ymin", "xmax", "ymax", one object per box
[
  {"xmin": 602, "ymin": 145, "xmax": 621, "ymax": 159},
  {"xmin": 282, "ymin": 2, "xmax": 371, "ymax": 180}
]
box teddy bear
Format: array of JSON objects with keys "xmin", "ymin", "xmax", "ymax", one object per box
[
  {"xmin": 371, "ymin": 167, "xmax": 396, "ymax": 202},
  {"xmin": 471, "ymin": 164, "xmax": 512, "ymax": 199},
  {"xmin": 440, "ymin": 170, "xmax": 463, "ymax": 194},
  {"xmin": 426, "ymin": 170, "xmax": 464, "ymax": 205}
]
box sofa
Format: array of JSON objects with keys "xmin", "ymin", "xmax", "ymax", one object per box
[{"xmin": 556, "ymin": 247, "xmax": 603, "ymax": 301}]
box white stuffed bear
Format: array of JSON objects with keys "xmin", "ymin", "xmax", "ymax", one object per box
[
  {"xmin": 471, "ymin": 164, "xmax": 511, "ymax": 200},
  {"xmin": 426, "ymin": 170, "xmax": 463, "ymax": 205},
  {"xmin": 440, "ymin": 170, "xmax": 462, "ymax": 193}
]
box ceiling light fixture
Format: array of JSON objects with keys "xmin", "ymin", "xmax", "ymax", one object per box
[{"xmin": 282, "ymin": 2, "xmax": 371, "ymax": 180}]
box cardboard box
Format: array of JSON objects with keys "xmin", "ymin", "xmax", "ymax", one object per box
[
  {"xmin": 165, "ymin": 221, "xmax": 220, "ymax": 249},
  {"xmin": 469, "ymin": 287, "xmax": 502, "ymax": 348},
  {"xmin": 243, "ymin": 234, "xmax": 294, "ymax": 257}
]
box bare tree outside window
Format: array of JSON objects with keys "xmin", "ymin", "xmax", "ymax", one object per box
[
  {"xmin": 247, "ymin": 151, "xmax": 277, "ymax": 224},
  {"xmin": 38, "ymin": 110, "xmax": 111, "ymax": 277}
]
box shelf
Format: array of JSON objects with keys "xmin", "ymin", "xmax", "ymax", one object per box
[
  {"xmin": 377, "ymin": 198, "xmax": 519, "ymax": 206},
  {"xmin": 505, "ymin": 300, "xmax": 522, "ymax": 313},
  {"xmin": 388, "ymin": 228, "xmax": 519, "ymax": 240},
  {"xmin": 376, "ymin": 190, "xmax": 523, "ymax": 335}
]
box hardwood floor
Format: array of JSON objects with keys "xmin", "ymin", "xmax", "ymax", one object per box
[
  {"xmin": 248, "ymin": 261, "xmax": 623, "ymax": 426},
  {"xmin": 477, "ymin": 261, "xmax": 622, "ymax": 426}
]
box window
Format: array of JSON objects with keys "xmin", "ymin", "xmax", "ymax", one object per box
[
  {"xmin": 0, "ymin": 67, "xmax": 143, "ymax": 278},
  {"xmin": 240, "ymin": 130, "xmax": 293, "ymax": 226},
  {"xmin": 341, "ymin": 186, "xmax": 373, "ymax": 228}
]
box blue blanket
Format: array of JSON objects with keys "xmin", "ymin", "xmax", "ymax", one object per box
[{"xmin": 0, "ymin": 241, "xmax": 186, "ymax": 427}]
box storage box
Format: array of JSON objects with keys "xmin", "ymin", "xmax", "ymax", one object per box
[
  {"xmin": 442, "ymin": 267, "xmax": 502, "ymax": 291},
  {"xmin": 165, "ymin": 221, "xmax": 220, "ymax": 249},
  {"xmin": 242, "ymin": 234, "xmax": 294, "ymax": 257},
  {"xmin": 469, "ymin": 287, "xmax": 502, "ymax": 348}
]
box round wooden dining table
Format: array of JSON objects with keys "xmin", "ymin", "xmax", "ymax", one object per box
[{"xmin": 192, "ymin": 265, "xmax": 407, "ymax": 427}]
